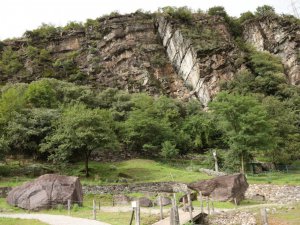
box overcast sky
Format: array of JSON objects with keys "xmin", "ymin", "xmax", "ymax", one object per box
[{"xmin": 0, "ymin": 0, "xmax": 298, "ymax": 40}]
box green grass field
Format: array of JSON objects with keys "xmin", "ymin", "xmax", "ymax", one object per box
[{"xmin": 1, "ymin": 159, "xmax": 300, "ymax": 187}]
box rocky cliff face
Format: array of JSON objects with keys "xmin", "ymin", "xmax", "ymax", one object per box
[
  {"xmin": 1, "ymin": 13, "xmax": 190, "ymax": 100},
  {"xmin": 1, "ymin": 12, "xmax": 299, "ymax": 105},
  {"xmin": 243, "ymin": 16, "xmax": 300, "ymax": 85},
  {"xmin": 156, "ymin": 15, "xmax": 240, "ymax": 105}
]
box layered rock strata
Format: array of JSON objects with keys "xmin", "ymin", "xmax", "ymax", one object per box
[
  {"xmin": 156, "ymin": 16, "xmax": 239, "ymax": 106},
  {"xmin": 243, "ymin": 16, "xmax": 300, "ymax": 85}
]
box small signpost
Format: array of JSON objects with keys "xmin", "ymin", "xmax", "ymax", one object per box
[
  {"xmin": 213, "ymin": 150, "xmax": 219, "ymax": 172},
  {"xmin": 130, "ymin": 201, "xmax": 140, "ymax": 225}
]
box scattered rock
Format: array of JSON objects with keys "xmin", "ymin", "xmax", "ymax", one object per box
[
  {"xmin": 6, "ymin": 174, "xmax": 83, "ymax": 210},
  {"xmin": 188, "ymin": 173, "xmax": 248, "ymax": 204},
  {"xmin": 245, "ymin": 184, "xmax": 300, "ymax": 204},
  {"xmin": 138, "ymin": 197, "xmax": 153, "ymax": 207},
  {"xmin": 206, "ymin": 211, "xmax": 256, "ymax": 225},
  {"xmin": 249, "ymin": 193, "xmax": 265, "ymax": 201},
  {"xmin": 113, "ymin": 194, "xmax": 131, "ymax": 205}
]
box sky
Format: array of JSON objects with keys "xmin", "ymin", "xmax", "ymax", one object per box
[{"xmin": 0, "ymin": 0, "xmax": 299, "ymax": 40}]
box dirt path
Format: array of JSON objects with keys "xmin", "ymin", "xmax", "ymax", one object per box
[{"xmin": 0, "ymin": 214, "xmax": 111, "ymax": 225}]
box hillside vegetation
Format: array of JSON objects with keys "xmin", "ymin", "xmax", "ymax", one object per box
[{"xmin": 0, "ymin": 5, "xmax": 299, "ymax": 177}]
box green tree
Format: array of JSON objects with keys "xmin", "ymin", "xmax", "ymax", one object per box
[
  {"xmin": 182, "ymin": 113, "xmax": 212, "ymax": 151},
  {"xmin": 255, "ymin": 5, "xmax": 276, "ymax": 17},
  {"xmin": 210, "ymin": 92, "xmax": 273, "ymax": 173},
  {"xmin": 0, "ymin": 83, "xmax": 27, "ymax": 127},
  {"xmin": 207, "ymin": 6, "xmax": 228, "ymax": 19},
  {"xmin": 239, "ymin": 11, "xmax": 255, "ymax": 23},
  {"xmin": 41, "ymin": 104, "xmax": 118, "ymax": 177},
  {"xmin": 160, "ymin": 6, "xmax": 193, "ymax": 22},
  {"xmin": 24, "ymin": 79, "xmax": 58, "ymax": 108},
  {"xmin": 0, "ymin": 47, "xmax": 23, "ymax": 76},
  {"xmin": 263, "ymin": 97, "xmax": 300, "ymax": 163},
  {"xmin": 123, "ymin": 94, "xmax": 174, "ymax": 154},
  {"xmin": 160, "ymin": 141, "xmax": 179, "ymax": 159},
  {"xmin": 1, "ymin": 108, "xmax": 59, "ymax": 158}
]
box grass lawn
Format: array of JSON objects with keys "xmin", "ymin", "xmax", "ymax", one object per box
[
  {"xmin": 0, "ymin": 218, "xmax": 47, "ymax": 225},
  {"xmin": 58, "ymin": 159, "xmax": 211, "ymax": 185},
  {"xmin": 247, "ymin": 172, "xmax": 300, "ymax": 185},
  {"xmin": 1, "ymin": 159, "xmax": 300, "ymax": 187},
  {"xmin": 246, "ymin": 160, "xmax": 300, "ymax": 185}
]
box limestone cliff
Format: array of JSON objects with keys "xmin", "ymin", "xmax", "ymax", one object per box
[
  {"xmin": 156, "ymin": 15, "xmax": 240, "ymax": 105},
  {"xmin": 243, "ymin": 16, "xmax": 300, "ymax": 85}
]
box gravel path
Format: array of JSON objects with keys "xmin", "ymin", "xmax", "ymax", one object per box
[{"xmin": 0, "ymin": 214, "xmax": 111, "ymax": 225}]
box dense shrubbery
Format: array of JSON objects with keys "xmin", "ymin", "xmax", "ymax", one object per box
[
  {"xmin": 0, "ymin": 47, "xmax": 23, "ymax": 77},
  {"xmin": 0, "ymin": 76, "xmax": 299, "ymax": 174},
  {"xmin": 159, "ymin": 6, "xmax": 193, "ymax": 22},
  {"xmin": 0, "ymin": 5, "xmax": 299, "ymax": 175}
]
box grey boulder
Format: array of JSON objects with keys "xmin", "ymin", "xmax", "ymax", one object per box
[
  {"xmin": 6, "ymin": 174, "xmax": 83, "ymax": 210},
  {"xmin": 188, "ymin": 173, "xmax": 248, "ymax": 204}
]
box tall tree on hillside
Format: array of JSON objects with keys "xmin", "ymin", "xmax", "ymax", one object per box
[
  {"xmin": 41, "ymin": 103, "xmax": 118, "ymax": 177},
  {"xmin": 210, "ymin": 92, "xmax": 273, "ymax": 173}
]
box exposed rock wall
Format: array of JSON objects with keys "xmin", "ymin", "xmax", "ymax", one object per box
[
  {"xmin": 243, "ymin": 16, "xmax": 300, "ymax": 85},
  {"xmin": 156, "ymin": 16, "xmax": 239, "ymax": 106},
  {"xmin": 1, "ymin": 13, "xmax": 190, "ymax": 100},
  {"xmin": 2, "ymin": 13, "xmax": 299, "ymax": 105}
]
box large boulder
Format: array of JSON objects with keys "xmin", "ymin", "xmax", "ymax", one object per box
[
  {"xmin": 138, "ymin": 197, "xmax": 153, "ymax": 207},
  {"xmin": 113, "ymin": 194, "xmax": 131, "ymax": 205},
  {"xmin": 6, "ymin": 174, "xmax": 83, "ymax": 210},
  {"xmin": 188, "ymin": 173, "xmax": 248, "ymax": 204}
]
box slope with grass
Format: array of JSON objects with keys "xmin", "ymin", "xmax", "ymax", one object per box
[{"xmin": 2, "ymin": 159, "xmax": 300, "ymax": 187}]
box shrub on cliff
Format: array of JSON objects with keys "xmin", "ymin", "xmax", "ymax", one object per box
[
  {"xmin": 255, "ymin": 5, "xmax": 276, "ymax": 17},
  {"xmin": 0, "ymin": 47, "xmax": 23, "ymax": 76},
  {"xmin": 160, "ymin": 6, "xmax": 193, "ymax": 22}
]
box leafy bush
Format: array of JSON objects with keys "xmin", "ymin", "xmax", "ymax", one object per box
[
  {"xmin": 255, "ymin": 5, "xmax": 276, "ymax": 17},
  {"xmin": 0, "ymin": 47, "xmax": 23, "ymax": 76},
  {"xmin": 24, "ymin": 79, "xmax": 58, "ymax": 108},
  {"xmin": 63, "ymin": 21, "xmax": 84, "ymax": 31},
  {"xmin": 160, "ymin": 6, "xmax": 193, "ymax": 22},
  {"xmin": 207, "ymin": 6, "xmax": 228, "ymax": 19},
  {"xmin": 24, "ymin": 23, "xmax": 59, "ymax": 40},
  {"xmin": 239, "ymin": 11, "xmax": 255, "ymax": 23},
  {"xmin": 160, "ymin": 141, "xmax": 179, "ymax": 159}
]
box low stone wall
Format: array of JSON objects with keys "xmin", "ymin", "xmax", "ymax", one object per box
[
  {"xmin": 246, "ymin": 184, "xmax": 300, "ymax": 203},
  {"xmin": 83, "ymin": 182, "xmax": 188, "ymax": 194}
]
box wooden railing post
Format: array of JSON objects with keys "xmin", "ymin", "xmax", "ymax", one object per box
[
  {"xmin": 93, "ymin": 199, "xmax": 96, "ymax": 220},
  {"xmin": 67, "ymin": 199, "xmax": 71, "ymax": 215},
  {"xmin": 135, "ymin": 200, "xmax": 140, "ymax": 225},
  {"xmin": 261, "ymin": 207, "xmax": 269, "ymax": 225},
  {"xmin": 206, "ymin": 196, "xmax": 210, "ymax": 215},
  {"xmin": 199, "ymin": 191, "xmax": 203, "ymax": 213},
  {"xmin": 187, "ymin": 191, "xmax": 193, "ymax": 221},
  {"xmin": 159, "ymin": 195, "xmax": 163, "ymax": 220}
]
